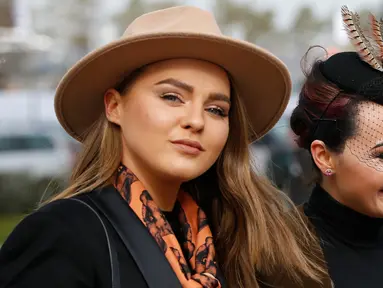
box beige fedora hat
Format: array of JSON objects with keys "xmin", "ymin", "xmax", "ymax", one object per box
[{"xmin": 54, "ymin": 5, "xmax": 291, "ymax": 142}]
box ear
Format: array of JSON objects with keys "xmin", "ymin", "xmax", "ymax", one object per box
[
  {"xmin": 310, "ymin": 140, "xmax": 335, "ymax": 174},
  {"xmin": 104, "ymin": 89, "xmax": 123, "ymax": 125}
]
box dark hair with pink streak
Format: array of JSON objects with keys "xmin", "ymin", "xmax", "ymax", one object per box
[{"xmin": 290, "ymin": 47, "xmax": 360, "ymax": 156}]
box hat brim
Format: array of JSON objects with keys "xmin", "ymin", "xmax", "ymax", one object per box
[{"xmin": 55, "ymin": 32, "xmax": 291, "ymax": 142}]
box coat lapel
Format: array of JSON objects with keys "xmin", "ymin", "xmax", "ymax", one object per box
[{"xmin": 88, "ymin": 186, "xmax": 182, "ymax": 288}]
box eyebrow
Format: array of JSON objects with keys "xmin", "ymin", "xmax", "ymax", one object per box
[
  {"xmin": 208, "ymin": 93, "xmax": 231, "ymax": 104},
  {"xmin": 155, "ymin": 78, "xmax": 193, "ymax": 93},
  {"xmin": 155, "ymin": 78, "xmax": 231, "ymax": 104}
]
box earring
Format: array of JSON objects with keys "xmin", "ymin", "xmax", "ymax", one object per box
[{"xmin": 324, "ymin": 168, "xmax": 333, "ymax": 176}]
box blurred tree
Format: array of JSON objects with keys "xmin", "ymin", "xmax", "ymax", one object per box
[
  {"xmin": 288, "ymin": 5, "xmax": 330, "ymax": 68},
  {"xmin": 214, "ymin": 0, "xmax": 275, "ymax": 43},
  {"xmin": 292, "ymin": 6, "xmax": 328, "ymax": 33},
  {"xmin": 114, "ymin": 0, "xmax": 274, "ymax": 43},
  {"xmin": 31, "ymin": 0, "xmax": 95, "ymax": 55},
  {"xmin": 0, "ymin": 0, "xmax": 13, "ymax": 27},
  {"xmin": 114, "ymin": 0, "xmax": 179, "ymax": 35}
]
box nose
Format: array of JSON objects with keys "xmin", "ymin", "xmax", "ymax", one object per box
[{"xmin": 180, "ymin": 103, "xmax": 205, "ymax": 132}]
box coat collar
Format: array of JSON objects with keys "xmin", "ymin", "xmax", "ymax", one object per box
[{"xmin": 87, "ymin": 185, "xmax": 182, "ymax": 288}]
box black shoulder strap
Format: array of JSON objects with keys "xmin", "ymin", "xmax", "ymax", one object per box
[
  {"xmin": 68, "ymin": 198, "xmax": 120, "ymax": 288},
  {"xmin": 86, "ymin": 186, "xmax": 181, "ymax": 288}
]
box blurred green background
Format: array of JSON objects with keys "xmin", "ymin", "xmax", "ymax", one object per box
[{"xmin": 0, "ymin": 174, "xmax": 66, "ymax": 244}]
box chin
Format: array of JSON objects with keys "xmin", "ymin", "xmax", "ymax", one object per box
[
  {"xmin": 370, "ymin": 210, "xmax": 383, "ymax": 218},
  {"xmin": 163, "ymin": 164, "xmax": 208, "ymax": 182},
  {"xmin": 171, "ymin": 169, "xmax": 205, "ymax": 182}
]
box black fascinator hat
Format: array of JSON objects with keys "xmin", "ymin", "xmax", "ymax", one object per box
[{"xmin": 320, "ymin": 6, "xmax": 383, "ymax": 98}]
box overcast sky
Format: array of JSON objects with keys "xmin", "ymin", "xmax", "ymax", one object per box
[
  {"xmin": 110, "ymin": 0, "xmax": 383, "ymax": 29},
  {"xmin": 97, "ymin": 0, "xmax": 383, "ymax": 47},
  {"xmin": 256, "ymin": 0, "xmax": 382, "ymax": 28}
]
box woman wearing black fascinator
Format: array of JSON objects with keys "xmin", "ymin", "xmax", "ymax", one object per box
[{"xmin": 262, "ymin": 6, "xmax": 383, "ymax": 288}]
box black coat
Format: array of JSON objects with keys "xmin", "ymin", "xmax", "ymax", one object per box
[{"xmin": 0, "ymin": 185, "xmax": 213, "ymax": 288}]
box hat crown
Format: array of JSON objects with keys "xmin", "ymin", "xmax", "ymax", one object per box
[{"xmin": 123, "ymin": 6, "xmax": 223, "ymax": 37}]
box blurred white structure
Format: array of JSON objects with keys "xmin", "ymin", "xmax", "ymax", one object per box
[
  {"xmin": 0, "ymin": 90, "xmax": 76, "ymax": 178},
  {"xmin": 0, "ymin": 90, "xmax": 56, "ymax": 123}
]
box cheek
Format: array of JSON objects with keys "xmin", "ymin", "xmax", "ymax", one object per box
[
  {"xmin": 204, "ymin": 121, "xmax": 229, "ymax": 154},
  {"xmin": 337, "ymin": 154, "xmax": 382, "ymax": 200},
  {"xmin": 121, "ymin": 98, "xmax": 177, "ymax": 140},
  {"xmin": 145, "ymin": 106, "xmax": 179, "ymax": 132}
]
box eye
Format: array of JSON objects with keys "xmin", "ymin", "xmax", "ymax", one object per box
[
  {"xmin": 371, "ymin": 148, "xmax": 383, "ymax": 159},
  {"xmin": 206, "ymin": 107, "xmax": 228, "ymax": 117},
  {"xmin": 161, "ymin": 93, "xmax": 183, "ymax": 103}
]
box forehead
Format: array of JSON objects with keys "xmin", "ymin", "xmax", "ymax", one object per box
[
  {"xmin": 353, "ymin": 101, "xmax": 383, "ymax": 144},
  {"xmin": 135, "ymin": 59, "xmax": 230, "ymax": 89}
]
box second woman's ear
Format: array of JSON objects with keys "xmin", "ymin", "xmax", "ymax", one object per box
[
  {"xmin": 311, "ymin": 140, "xmax": 335, "ymax": 174},
  {"xmin": 104, "ymin": 88, "xmax": 123, "ymax": 125}
]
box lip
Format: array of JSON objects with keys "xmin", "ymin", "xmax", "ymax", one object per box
[{"xmin": 171, "ymin": 139, "xmax": 205, "ymax": 155}]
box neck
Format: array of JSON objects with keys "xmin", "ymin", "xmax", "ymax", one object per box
[
  {"xmin": 141, "ymin": 174, "xmax": 180, "ymax": 212},
  {"xmin": 320, "ymin": 179, "xmax": 345, "ymax": 206},
  {"xmin": 121, "ymin": 159, "xmax": 180, "ymax": 212}
]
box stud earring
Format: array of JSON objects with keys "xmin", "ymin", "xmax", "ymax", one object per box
[{"xmin": 324, "ymin": 168, "xmax": 333, "ymax": 176}]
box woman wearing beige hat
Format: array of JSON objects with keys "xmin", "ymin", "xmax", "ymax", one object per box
[{"xmin": 0, "ymin": 6, "xmax": 323, "ymax": 288}]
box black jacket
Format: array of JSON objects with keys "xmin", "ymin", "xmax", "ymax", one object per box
[{"xmin": 0, "ymin": 186, "xmax": 190, "ymax": 288}]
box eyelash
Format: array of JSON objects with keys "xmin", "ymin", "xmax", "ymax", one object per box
[
  {"xmin": 161, "ymin": 93, "xmax": 183, "ymax": 103},
  {"xmin": 160, "ymin": 93, "xmax": 228, "ymax": 117},
  {"xmin": 370, "ymin": 149, "xmax": 383, "ymax": 160},
  {"xmin": 207, "ymin": 107, "xmax": 227, "ymax": 117}
]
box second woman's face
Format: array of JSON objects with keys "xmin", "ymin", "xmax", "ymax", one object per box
[
  {"xmin": 331, "ymin": 102, "xmax": 383, "ymax": 217},
  {"xmin": 106, "ymin": 59, "xmax": 231, "ymax": 182}
]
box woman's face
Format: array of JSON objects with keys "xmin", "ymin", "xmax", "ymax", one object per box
[
  {"xmin": 327, "ymin": 102, "xmax": 383, "ymax": 217},
  {"xmin": 105, "ymin": 59, "xmax": 231, "ymax": 182}
]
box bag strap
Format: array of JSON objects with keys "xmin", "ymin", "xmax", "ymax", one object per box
[
  {"xmin": 86, "ymin": 187, "xmax": 182, "ymax": 288},
  {"xmin": 69, "ymin": 198, "xmax": 121, "ymax": 288}
]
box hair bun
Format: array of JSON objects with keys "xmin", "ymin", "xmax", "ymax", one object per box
[{"xmin": 290, "ymin": 106, "xmax": 311, "ymax": 149}]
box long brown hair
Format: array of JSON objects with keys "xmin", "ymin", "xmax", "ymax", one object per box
[{"xmin": 48, "ymin": 66, "xmax": 324, "ymax": 287}]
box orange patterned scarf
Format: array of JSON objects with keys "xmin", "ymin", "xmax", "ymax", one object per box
[{"xmin": 114, "ymin": 164, "xmax": 221, "ymax": 288}]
